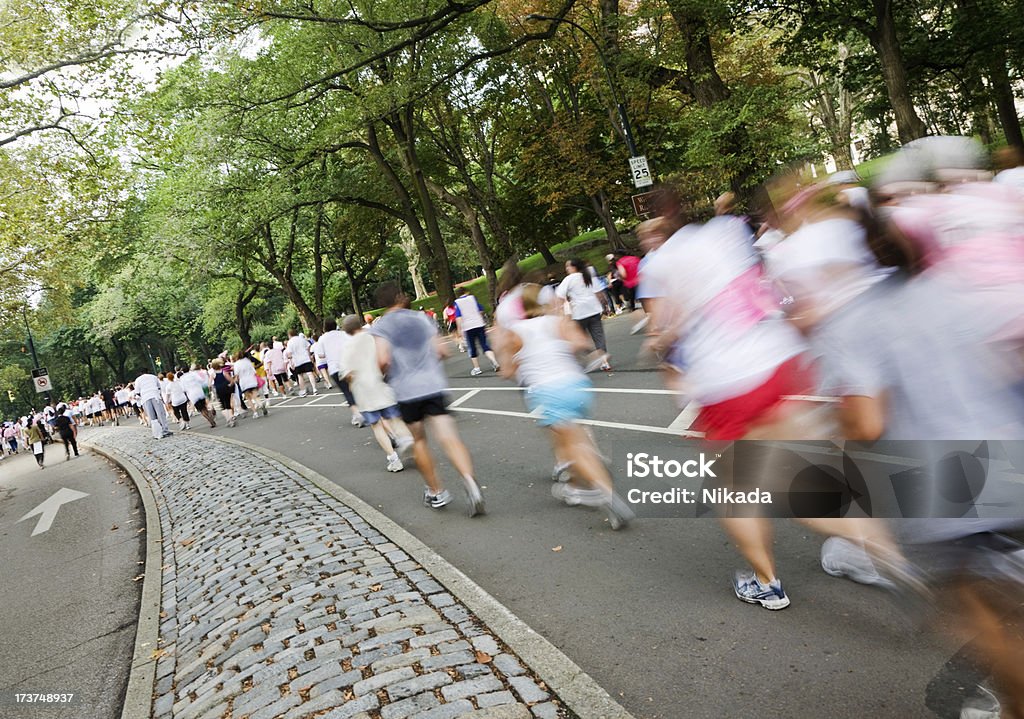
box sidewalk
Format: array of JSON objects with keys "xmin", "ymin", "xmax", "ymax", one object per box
[{"xmin": 85, "ymin": 428, "xmax": 623, "ymax": 719}]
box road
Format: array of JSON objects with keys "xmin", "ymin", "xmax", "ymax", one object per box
[
  {"xmin": 0, "ymin": 450, "xmax": 144, "ymax": 719},
  {"xmin": 138, "ymin": 312, "xmax": 999, "ymax": 719}
]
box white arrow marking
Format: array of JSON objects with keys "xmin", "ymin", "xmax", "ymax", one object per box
[{"xmin": 17, "ymin": 488, "xmax": 89, "ymax": 536}]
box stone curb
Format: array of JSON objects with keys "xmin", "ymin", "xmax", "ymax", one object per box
[
  {"xmin": 86, "ymin": 442, "xmax": 165, "ymax": 719},
  {"xmin": 207, "ymin": 433, "xmax": 635, "ymax": 719},
  {"xmin": 88, "ymin": 427, "xmax": 635, "ymax": 719}
]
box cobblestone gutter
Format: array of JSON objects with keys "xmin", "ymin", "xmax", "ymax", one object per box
[{"xmin": 88, "ymin": 429, "xmax": 577, "ymax": 719}]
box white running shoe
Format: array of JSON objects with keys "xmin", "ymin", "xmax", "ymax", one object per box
[
  {"xmin": 386, "ymin": 453, "xmax": 404, "ymax": 472},
  {"xmin": 462, "ymin": 476, "xmax": 486, "ymax": 517},
  {"xmin": 470, "ymin": 367, "xmax": 483, "ymax": 376},
  {"xmin": 299, "ymin": 390, "xmax": 308, "ymax": 397},
  {"xmin": 424, "ymin": 489, "xmax": 453, "ymax": 509}
]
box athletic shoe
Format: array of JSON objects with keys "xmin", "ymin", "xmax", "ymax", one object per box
[
  {"xmin": 261, "ymin": 404, "xmax": 268, "ymax": 416},
  {"xmin": 351, "ymin": 414, "xmax": 366, "ymax": 428},
  {"xmin": 423, "ymin": 489, "xmax": 453, "ymax": 509},
  {"xmin": 311, "ymin": 390, "xmax": 319, "ymax": 396},
  {"xmin": 551, "ymin": 461, "xmax": 572, "ymax": 483},
  {"xmin": 492, "ymin": 364, "xmax": 500, "ymax": 373},
  {"xmin": 227, "ymin": 416, "xmax": 236, "ymax": 428},
  {"xmin": 600, "ymin": 362, "xmax": 612, "ymax": 372},
  {"xmin": 396, "ymin": 436, "xmax": 414, "ymax": 461},
  {"xmin": 386, "ymin": 453, "xmax": 404, "ymax": 473},
  {"xmin": 183, "ymin": 424, "xmax": 191, "ymax": 430},
  {"xmin": 582, "ymin": 356, "xmax": 605, "ymax": 374},
  {"xmin": 462, "ymin": 476, "xmax": 486, "ymax": 517},
  {"xmin": 630, "ymin": 317, "xmax": 649, "ymax": 335},
  {"xmin": 733, "ymin": 570, "xmax": 790, "ymax": 610},
  {"xmin": 299, "ymin": 390, "xmax": 308, "ymax": 397},
  {"xmin": 470, "ymin": 367, "xmax": 483, "ymax": 376},
  {"xmin": 551, "ymin": 483, "xmax": 604, "ymax": 507},
  {"xmin": 603, "ymin": 492, "xmax": 634, "ymax": 530},
  {"xmin": 65, "ymin": 453, "xmax": 70, "ymax": 462},
  {"xmin": 820, "ymin": 537, "xmax": 895, "ymax": 589}
]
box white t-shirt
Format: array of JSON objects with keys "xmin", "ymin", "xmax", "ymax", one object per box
[
  {"xmin": 311, "ymin": 340, "xmax": 326, "ymax": 366},
  {"xmin": 167, "ymin": 378, "xmax": 188, "ymax": 406},
  {"xmin": 654, "ymin": 220, "xmax": 805, "ymax": 403},
  {"xmin": 454, "ymin": 294, "xmax": 486, "ymax": 331},
  {"xmin": 510, "ymin": 315, "xmax": 585, "ymax": 389},
  {"xmin": 319, "ymin": 329, "xmax": 349, "ymax": 375},
  {"xmin": 555, "ymin": 273, "xmax": 603, "ymax": 320},
  {"xmin": 181, "ymin": 371, "xmax": 208, "ymax": 404},
  {"xmin": 286, "ymin": 335, "xmax": 312, "ymax": 366},
  {"xmin": 340, "ymin": 332, "xmax": 396, "ymax": 412},
  {"xmin": 234, "ymin": 357, "xmax": 259, "ymax": 391},
  {"xmin": 115, "ymin": 388, "xmax": 130, "ymax": 405},
  {"xmin": 134, "ymin": 373, "xmax": 162, "ymax": 402}
]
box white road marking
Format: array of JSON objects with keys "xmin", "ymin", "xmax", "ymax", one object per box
[
  {"xmin": 447, "ymin": 389, "xmax": 481, "ymax": 408},
  {"xmin": 667, "ymin": 402, "xmax": 701, "ymax": 433},
  {"xmin": 17, "ymin": 488, "xmax": 89, "ymax": 536}
]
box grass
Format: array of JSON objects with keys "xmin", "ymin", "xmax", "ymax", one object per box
[{"xmin": 399, "ymin": 229, "xmax": 618, "ymax": 316}]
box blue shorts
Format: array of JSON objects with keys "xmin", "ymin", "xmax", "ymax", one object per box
[
  {"xmin": 525, "ymin": 378, "xmax": 593, "ymax": 427},
  {"xmin": 360, "ymin": 405, "xmax": 401, "ymax": 425}
]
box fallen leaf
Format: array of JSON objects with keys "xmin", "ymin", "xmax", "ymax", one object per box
[
  {"xmin": 132, "ymin": 574, "xmax": 145, "ymax": 582},
  {"xmin": 180, "ymin": 538, "xmax": 195, "ymax": 547},
  {"xmin": 551, "ymin": 546, "xmax": 562, "ymax": 552},
  {"xmin": 150, "ymin": 648, "xmax": 167, "ymax": 660},
  {"xmin": 110, "ymin": 524, "xmax": 119, "ymax": 531},
  {"xmin": 370, "ymin": 583, "xmax": 382, "ymax": 592},
  {"xmin": 475, "ymin": 651, "xmax": 492, "ymax": 663}
]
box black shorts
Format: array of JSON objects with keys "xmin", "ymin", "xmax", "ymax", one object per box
[
  {"xmin": 293, "ymin": 362, "xmax": 315, "ymax": 375},
  {"xmin": 274, "ymin": 373, "xmax": 288, "ymax": 385},
  {"xmin": 331, "ymin": 373, "xmax": 357, "ymax": 406},
  {"xmin": 215, "ymin": 388, "xmax": 233, "ymax": 409},
  {"xmin": 193, "ymin": 398, "xmax": 207, "ymax": 412},
  {"xmin": 104, "ymin": 400, "xmax": 116, "ymax": 411},
  {"xmin": 398, "ymin": 394, "xmax": 449, "ymax": 424}
]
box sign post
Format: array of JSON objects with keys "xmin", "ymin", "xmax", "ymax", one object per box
[
  {"xmin": 628, "ymin": 155, "xmax": 654, "ymax": 189},
  {"xmin": 631, "ymin": 190, "xmax": 661, "ymax": 218},
  {"xmin": 31, "ymin": 367, "xmax": 52, "ymax": 394}
]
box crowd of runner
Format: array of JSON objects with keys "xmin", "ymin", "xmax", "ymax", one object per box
[{"xmin": 7, "ymin": 134, "xmax": 1024, "ymax": 717}]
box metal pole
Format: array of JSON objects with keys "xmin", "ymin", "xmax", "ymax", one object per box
[
  {"xmin": 22, "ymin": 306, "xmax": 51, "ymax": 405},
  {"xmin": 526, "ymin": 14, "xmax": 641, "ymax": 157}
]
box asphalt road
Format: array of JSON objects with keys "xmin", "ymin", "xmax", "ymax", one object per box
[
  {"xmin": 0, "ymin": 449, "xmax": 144, "ymax": 719},
  {"xmin": 120, "ymin": 313, "xmax": 1008, "ymax": 719}
]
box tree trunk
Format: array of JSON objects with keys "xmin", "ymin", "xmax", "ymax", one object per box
[
  {"xmin": 366, "ymin": 122, "xmax": 453, "ymax": 304},
  {"xmin": 664, "ymin": 1, "xmax": 730, "ymax": 107},
  {"xmin": 384, "ymin": 109, "xmax": 457, "ymax": 307},
  {"xmin": 398, "ymin": 226, "xmax": 429, "ymax": 299},
  {"xmin": 425, "ymin": 178, "xmax": 498, "ymax": 307},
  {"xmin": 258, "ymin": 222, "xmax": 321, "ymax": 332},
  {"xmin": 590, "ymin": 190, "xmax": 624, "ymax": 250},
  {"xmin": 313, "ymin": 206, "xmax": 325, "ymax": 324},
  {"xmin": 538, "ymin": 241, "xmax": 558, "ymax": 267},
  {"xmin": 989, "ymin": 54, "xmax": 1024, "ymax": 150},
  {"xmin": 870, "ymin": 0, "xmax": 928, "ymax": 143}
]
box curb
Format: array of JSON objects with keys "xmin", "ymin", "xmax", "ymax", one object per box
[
  {"xmin": 89, "ymin": 428, "xmax": 635, "ymax": 719},
  {"xmin": 86, "ymin": 440, "xmax": 164, "ymax": 719}
]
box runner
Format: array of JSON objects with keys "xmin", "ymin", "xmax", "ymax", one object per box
[
  {"xmin": 166, "ymin": 371, "xmax": 192, "ymax": 430},
  {"xmin": 26, "ymin": 418, "xmax": 45, "ymax": 468},
  {"xmin": 613, "ymin": 250, "xmax": 641, "ymax": 312},
  {"xmin": 211, "ymin": 359, "xmax": 237, "ymax": 427},
  {"xmin": 135, "ymin": 367, "xmax": 173, "ymax": 439},
  {"xmin": 53, "ymin": 403, "xmax": 79, "ymax": 460},
  {"xmin": 556, "ymin": 258, "xmax": 611, "ymax": 371},
  {"xmin": 263, "ymin": 340, "xmax": 289, "ymax": 397},
  {"xmin": 233, "ymin": 350, "xmax": 268, "ymax": 419},
  {"xmin": 319, "ymin": 318, "xmax": 364, "ymax": 427},
  {"xmin": 370, "ymin": 282, "xmax": 486, "ymax": 515},
  {"xmin": 311, "ymin": 334, "xmax": 332, "ymax": 389},
  {"xmin": 454, "ymin": 288, "xmax": 499, "ymax": 376},
  {"xmin": 503, "ymin": 284, "xmax": 633, "ymax": 528},
  {"xmin": 285, "ymin": 329, "xmax": 318, "ymax": 397},
  {"xmin": 340, "ymin": 315, "xmax": 413, "ymax": 473},
  {"xmin": 182, "ymin": 363, "xmax": 216, "ymax": 428}
]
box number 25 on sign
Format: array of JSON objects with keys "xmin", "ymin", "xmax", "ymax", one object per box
[{"xmin": 629, "ymin": 155, "xmax": 653, "ymax": 188}]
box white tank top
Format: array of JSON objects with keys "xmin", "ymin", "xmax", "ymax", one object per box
[{"xmin": 510, "ymin": 316, "xmax": 585, "ymax": 389}]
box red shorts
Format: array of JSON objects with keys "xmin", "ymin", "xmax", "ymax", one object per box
[{"xmin": 693, "ymin": 356, "xmax": 809, "ymax": 441}]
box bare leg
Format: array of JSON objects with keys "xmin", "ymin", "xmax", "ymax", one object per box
[
  {"xmin": 428, "ymin": 414, "xmax": 473, "ymax": 478},
  {"xmin": 408, "ymin": 421, "xmax": 444, "ymax": 495}
]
